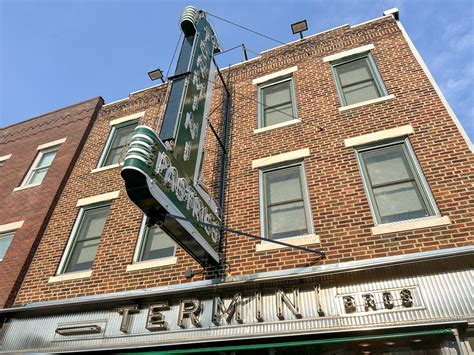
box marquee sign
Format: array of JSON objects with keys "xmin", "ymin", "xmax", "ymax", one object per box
[{"xmin": 121, "ymin": 6, "xmax": 222, "ymax": 266}]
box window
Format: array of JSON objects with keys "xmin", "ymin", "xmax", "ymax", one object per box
[
  {"xmin": 258, "ymin": 78, "xmax": 297, "ymax": 128},
  {"xmin": 261, "ymin": 163, "xmax": 312, "ymax": 239},
  {"xmin": 99, "ymin": 121, "xmax": 137, "ymax": 167},
  {"xmin": 60, "ymin": 203, "xmax": 110, "ymax": 273},
  {"xmin": 332, "ymin": 53, "xmax": 387, "ymax": 106},
  {"xmin": 21, "ymin": 147, "xmax": 58, "ymax": 187},
  {"xmin": 135, "ymin": 217, "xmax": 176, "ymax": 262},
  {"xmin": 0, "ymin": 231, "xmax": 15, "ymax": 260},
  {"xmin": 356, "ymin": 139, "xmax": 437, "ymax": 224}
]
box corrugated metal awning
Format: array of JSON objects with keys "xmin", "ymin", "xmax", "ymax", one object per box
[{"xmin": 121, "ymin": 328, "xmax": 454, "ymax": 354}]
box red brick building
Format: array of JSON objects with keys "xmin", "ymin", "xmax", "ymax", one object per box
[
  {"xmin": 0, "ymin": 97, "xmax": 103, "ymax": 309},
  {"xmin": 1, "ymin": 8, "xmax": 473, "ymax": 354}
]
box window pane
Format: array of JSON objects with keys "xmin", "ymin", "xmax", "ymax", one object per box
[
  {"xmin": 342, "ymin": 81, "xmax": 380, "ymax": 105},
  {"xmin": 65, "ymin": 239, "xmax": 100, "ymax": 273},
  {"xmin": 0, "ymin": 232, "xmax": 14, "ymax": 259},
  {"xmin": 104, "ymin": 147, "xmax": 123, "ymax": 166},
  {"xmin": 36, "ymin": 150, "xmax": 57, "ymax": 168},
  {"xmin": 76, "ymin": 206, "xmax": 109, "ymax": 241},
  {"xmin": 140, "ymin": 227, "xmax": 176, "ymax": 261},
  {"xmin": 373, "ymin": 182, "xmax": 429, "ymax": 223},
  {"xmin": 262, "ymin": 81, "xmax": 292, "ymax": 107},
  {"xmin": 104, "ymin": 123, "xmax": 137, "ymax": 166},
  {"xmin": 268, "ymin": 201, "xmax": 308, "ymax": 239},
  {"xmin": 63, "ymin": 205, "xmax": 109, "ymax": 273},
  {"xmin": 336, "ymin": 58, "xmax": 373, "ymax": 87},
  {"xmin": 264, "ymin": 102, "xmax": 294, "ymax": 126},
  {"xmin": 28, "ymin": 168, "xmax": 48, "ymax": 185},
  {"xmin": 265, "ymin": 167, "xmax": 302, "ymax": 205},
  {"xmin": 112, "ymin": 124, "xmax": 136, "ymax": 148},
  {"xmin": 363, "ymin": 146, "xmax": 411, "ymax": 186}
]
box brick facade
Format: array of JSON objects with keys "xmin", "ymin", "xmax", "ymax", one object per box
[
  {"xmin": 14, "ymin": 15, "xmax": 473, "ymax": 306},
  {"xmin": 0, "ymin": 97, "xmax": 103, "ymax": 308}
]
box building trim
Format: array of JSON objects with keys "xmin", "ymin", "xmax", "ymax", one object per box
[
  {"xmin": 393, "ymin": 19, "xmax": 473, "ymax": 152},
  {"xmin": 371, "ymin": 216, "xmax": 451, "ymax": 235},
  {"xmin": 37, "ymin": 138, "xmax": 67, "ymax": 151},
  {"xmin": 350, "ymin": 16, "xmax": 388, "ymax": 29},
  {"xmin": 338, "ymin": 94, "xmax": 395, "ymax": 112},
  {"xmin": 48, "ymin": 270, "xmax": 92, "ymax": 283},
  {"xmin": 0, "ymin": 220, "xmax": 24, "ymax": 233},
  {"xmin": 90, "ymin": 163, "xmax": 120, "ymax": 174},
  {"xmin": 76, "ymin": 191, "xmax": 120, "ymax": 207},
  {"xmin": 0, "ymin": 154, "xmax": 12, "ymax": 161},
  {"xmin": 254, "ymin": 119, "xmax": 301, "ymax": 134},
  {"xmin": 126, "ymin": 257, "xmax": 178, "ymax": 272},
  {"xmin": 109, "ymin": 111, "xmax": 145, "ymax": 126},
  {"xmin": 252, "ymin": 66, "xmax": 298, "ymax": 85},
  {"xmin": 258, "ymin": 24, "xmax": 348, "ymax": 55},
  {"xmin": 344, "ymin": 124, "xmax": 414, "ymax": 147},
  {"xmin": 256, "ymin": 234, "xmax": 320, "ymax": 252},
  {"xmin": 12, "ymin": 182, "xmax": 42, "ymax": 192},
  {"xmin": 252, "ymin": 148, "xmax": 310, "ymax": 169},
  {"xmin": 323, "ymin": 44, "xmax": 374, "ymax": 62},
  {"xmin": 102, "ymin": 97, "xmax": 129, "ymax": 108},
  {"xmin": 2, "ymin": 245, "xmax": 472, "ymax": 315},
  {"xmin": 129, "ymin": 82, "xmax": 167, "ymax": 96}
]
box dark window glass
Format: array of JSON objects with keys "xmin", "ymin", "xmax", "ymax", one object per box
[
  {"xmin": 64, "ymin": 204, "xmax": 110, "ymax": 273},
  {"xmin": 102, "ymin": 122, "xmax": 137, "ymax": 166},
  {"xmin": 138, "ymin": 223, "xmax": 176, "ymax": 261},
  {"xmin": 333, "ymin": 55, "xmax": 384, "ymax": 106},
  {"xmin": 359, "ymin": 142, "xmax": 436, "ymax": 224},
  {"xmin": 260, "ymin": 79, "xmax": 296, "ymax": 127},
  {"xmin": 263, "ymin": 165, "xmax": 310, "ymax": 239},
  {"xmin": 0, "ymin": 231, "xmax": 15, "ymax": 260}
]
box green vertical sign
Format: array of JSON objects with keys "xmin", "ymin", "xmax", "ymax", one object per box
[{"xmin": 121, "ymin": 7, "xmax": 222, "ymax": 266}]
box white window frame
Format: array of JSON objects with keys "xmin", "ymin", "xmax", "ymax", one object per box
[
  {"xmin": 57, "ymin": 201, "xmax": 112, "ymax": 275},
  {"xmin": 0, "ymin": 154, "xmax": 12, "ymax": 168},
  {"xmin": 17, "ymin": 145, "xmax": 60, "ymax": 190},
  {"xmin": 259, "ymin": 161, "xmax": 314, "ymax": 241},
  {"xmin": 127, "ymin": 216, "xmax": 177, "ymax": 271},
  {"xmin": 257, "ymin": 76, "xmax": 298, "ymax": 129},
  {"xmin": 0, "ymin": 221, "xmax": 23, "ymax": 261},
  {"xmin": 0, "ymin": 231, "xmax": 15, "ymax": 261},
  {"xmin": 96, "ymin": 119, "xmax": 138, "ymax": 169},
  {"xmin": 355, "ymin": 137, "xmax": 439, "ymax": 226}
]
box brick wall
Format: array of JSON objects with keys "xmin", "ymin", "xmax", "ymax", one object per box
[
  {"xmin": 0, "ymin": 97, "xmax": 103, "ymax": 308},
  {"xmin": 14, "ymin": 16, "xmax": 473, "ymax": 305}
]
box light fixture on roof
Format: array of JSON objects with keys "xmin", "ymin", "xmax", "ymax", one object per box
[
  {"xmin": 291, "ymin": 20, "xmax": 308, "ymax": 39},
  {"xmin": 148, "ymin": 68, "xmax": 165, "ymax": 83}
]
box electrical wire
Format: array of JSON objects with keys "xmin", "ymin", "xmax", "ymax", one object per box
[
  {"xmin": 165, "ymin": 213, "xmax": 325, "ymax": 258},
  {"xmin": 214, "ymin": 44, "xmax": 243, "ymax": 56},
  {"xmin": 165, "ymin": 32, "xmax": 183, "ymax": 79},
  {"xmin": 191, "ymin": 65, "xmax": 322, "ymax": 128},
  {"xmin": 205, "ymin": 11, "xmax": 285, "ymax": 45}
]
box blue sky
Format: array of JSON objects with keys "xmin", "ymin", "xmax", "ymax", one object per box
[{"xmin": 1, "ymin": 0, "xmax": 473, "ymax": 141}]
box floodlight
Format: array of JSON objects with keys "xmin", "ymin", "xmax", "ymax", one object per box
[
  {"xmin": 148, "ymin": 68, "xmax": 165, "ymax": 83},
  {"xmin": 291, "ymin": 20, "xmax": 308, "ymax": 39}
]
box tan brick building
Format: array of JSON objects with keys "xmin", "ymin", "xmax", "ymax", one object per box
[
  {"xmin": 0, "ymin": 97, "xmax": 103, "ymax": 309},
  {"xmin": 1, "ymin": 8, "xmax": 473, "ymax": 354}
]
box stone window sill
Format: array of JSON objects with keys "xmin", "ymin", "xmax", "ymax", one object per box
[
  {"xmin": 256, "ymin": 234, "xmax": 320, "ymax": 252},
  {"xmin": 48, "ymin": 270, "xmax": 92, "ymax": 283},
  {"xmin": 339, "ymin": 94, "xmax": 395, "ymax": 112},
  {"xmin": 254, "ymin": 119, "xmax": 301, "ymax": 134},
  {"xmin": 126, "ymin": 257, "xmax": 178, "ymax": 272},
  {"xmin": 91, "ymin": 163, "xmax": 120, "ymax": 174},
  {"xmin": 13, "ymin": 182, "xmax": 42, "ymax": 192},
  {"xmin": 371, "ymin": 216, "xmax": 451, "ymax": 236}
]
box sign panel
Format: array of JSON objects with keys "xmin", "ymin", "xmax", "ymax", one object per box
[
  {"xmin": 121, "ymin": 7, "xmax": 222, "ymax": 266},
  {"xmin": 2, "ymin": 265, "xmax": 473, "ymax": 352}
]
